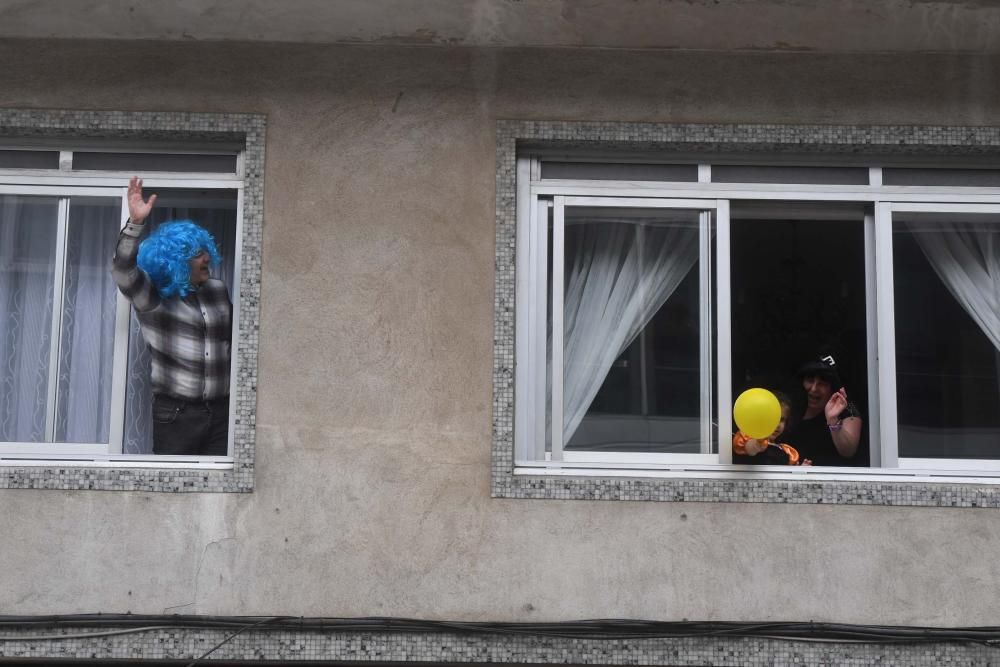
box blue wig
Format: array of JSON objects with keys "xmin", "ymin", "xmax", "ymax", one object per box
[{"xmin": 137, "ymin": 221, "xmax": 221, "ymax": 298}]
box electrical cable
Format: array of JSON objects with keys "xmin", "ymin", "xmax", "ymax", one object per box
[
  {"xmin": 0, "ymin": 616, "xmax": 998, "ymax": 648},
  {"xmin": 0, "ymin": 626, "xmax": 178, "ymax": 642}
]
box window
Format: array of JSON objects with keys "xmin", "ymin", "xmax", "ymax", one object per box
[
  {"xmin": 518, "ymin": 197, "xmax": 717, "ymax": 465},
  {"xmin": 729, "ymin": 202, "xmax": 871, "ymax": 467},
  {"xmin": 515, "ymin": 156, "xmax": 1000, "ymax": 479},
  {"xmin": 883, "ymin": 204, "xmax": 1000, "ymax": 470},
  {"xmin": 0, "ymin": 144, "xmax": 242, "ymax": 463}
]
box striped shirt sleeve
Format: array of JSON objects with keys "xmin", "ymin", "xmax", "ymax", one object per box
[{"xmin": 111, "ymin": 219, "xmax": 161, "ymax": 312}]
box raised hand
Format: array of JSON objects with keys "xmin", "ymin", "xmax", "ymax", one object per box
[
  {"xmin": 825, "ymin": 387, "xmax": 848, "ymax": 423},
  {"xmin": 127, "ymin": 176, "xmax": 157, "ymax": 224}
]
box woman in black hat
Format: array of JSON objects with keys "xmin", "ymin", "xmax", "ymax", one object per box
[{"xmin": 782, "ymin": 354, "xmax": 863, "ymax": 466}]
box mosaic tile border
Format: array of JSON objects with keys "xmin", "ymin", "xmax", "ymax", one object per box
[
  {"xmin": 492, "ymin": 120, "xmax": 1000, "ymax": 507},
  {"xmin": 0, "ymin": 626, "xmax": 994, "ymax": 665},
  {"xmin": 0, "ymin": 108, "xmax": 265, "ymax": 493}
]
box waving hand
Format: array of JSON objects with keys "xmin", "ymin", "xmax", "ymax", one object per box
[{"xmin": 127, "ymin": 176, "xmax": 157, "ymax": 224}]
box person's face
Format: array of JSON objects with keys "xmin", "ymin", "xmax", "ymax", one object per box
[
  {"xmin": 769, "ymin": 403, "xmax": 790, "ymax": 440},
  {"xmin": 189, "ymin": 250, "xmax": 211, "ymax": 286},
  {"xmin": 803, "ymin": 374, "xmax": 833, "ymax": 410}
]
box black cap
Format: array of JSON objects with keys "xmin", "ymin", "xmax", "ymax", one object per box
[{"xmin": 798, "ymin": 354, "xmax": 842, "ymax": 389}]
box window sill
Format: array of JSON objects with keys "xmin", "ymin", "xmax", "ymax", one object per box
[
  {"xmin": 514, "ymin": 463, "xmax": 1000, "ymax": 484},
  {"xmin": 0, "ymin": 455, "xmax": 249, "ymax": 492},
  {"xmin": 0, "ymin": 455, "xmax": 233, "ymax": 470}
]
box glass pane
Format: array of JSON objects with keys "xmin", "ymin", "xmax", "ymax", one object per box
[
  {"xmin": 541, "ymin": 162, "xmax": 697, "ymax": 182},
  {"xmin": 0, "ymin": 195, "xmax": 59, "ymax": 443},
  {"xmin": 883, "ymin": 168, "xmax": 1000, "ymax": 188},
  {"xmin": 0, "ymin": 150, "xmax": 60, "ymax": 169},
  {"xmin": 713, "ymin": 165, "xmax": 868, "ymax": 185},
  {"xmin": 55, "ymin": 197, "xmax": 122, "ymax": 444},
  {"xmin": 729, "ymin": 206, "xmax": 869, "ymax": 467},
  {"xmin": 893, "ymin": 214, "xmax": 1000, "ymax": 459},
  {"xmin": 553, "ymin": 206, "xmax": 705, "ymax": 453},
  {"xmin": 123, "ymin": 189, "xmax": 238, "ymax": 455},
  {"xmin": 73, "ymin": 152, "xmax": 237, "ymax": 174}
]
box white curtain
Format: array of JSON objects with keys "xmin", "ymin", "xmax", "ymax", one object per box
[
  {"xmin": 0, "ymin": 196, "xmax": 58, "ymax": 442},
  {"xmin": 907, "ymin": 221, "xmax": 1000, "ymax": 352},
  {"xmin": 122, "ymin": 204, "xmax": 236, "ymax": 454},
  {"xmin": 553, "ymin": 218, "xmax": 699, "ymax": 446},
  {"xmin": 0, "ymin": 196, "xmax": 121, "ymax": 445},
  {"xmin": 55, "ymin": 198, "xmax": 122, "ymax": 443}
]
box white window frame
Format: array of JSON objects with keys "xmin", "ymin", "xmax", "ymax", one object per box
[
  {"xmin": 520, "ymin": 195, "xmax": 727, "ymax": 467},
  {"xmin": 515, "ymin": 155, "xmax": 1000, "ymax": 481},
  {"xmin": 875, "ymin": 201, "xmax": 1000, "ymax": 474},
  {"xmin": 0, "ymin": 148, "xmax": 243, "ymax": 468}
]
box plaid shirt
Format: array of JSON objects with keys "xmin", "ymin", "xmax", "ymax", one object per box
[{"xmin": 112, "ymin": 221, "xmax": 232, "ymax": 401}]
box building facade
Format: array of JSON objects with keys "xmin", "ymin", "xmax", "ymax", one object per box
[{"xmin": 1, "ymin": 1, "xmax": 1000, "ymax": 664}]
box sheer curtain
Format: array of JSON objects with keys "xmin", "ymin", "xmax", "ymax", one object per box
[
  {"xmin": 906, "ymin": 221, "xmax": 1000, "ymax": 352},
  {"xmin": 55, "ymin": 198, "xmax": 123, "ymax": 443},
  {"xmin": 122, "ymin": 203, "xmax": 236, "ymax": 454},
  {"xmin": 0, "ymin": 196, "xmax": 58, "ymax": 442},
  {"xmin": 554, "ymin": 217, "xmax": 700, "ymax": 446}
]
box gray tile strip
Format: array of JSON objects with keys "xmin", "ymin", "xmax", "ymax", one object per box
[{"xmin": 0, "ymin": 626, "xmax": 993, "ymax": 665}]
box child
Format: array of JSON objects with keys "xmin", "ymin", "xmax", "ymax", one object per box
[{"xmin": 732, "ymin": 391, "xmax": 809, "ymax": 466}]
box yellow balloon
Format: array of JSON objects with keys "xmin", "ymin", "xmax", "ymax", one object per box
[{"xmin": 733, "ymin": 388, "xmax": 781, "ymax": 440}]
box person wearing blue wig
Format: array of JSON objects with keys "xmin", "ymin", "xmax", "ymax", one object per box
[
  {"xmin": 111, "ymin": 177, "xmax": 232, "ymax": 456},
  {"xmin": 137, "ymin": 221, "xmax": 222, "ymax": 299}
]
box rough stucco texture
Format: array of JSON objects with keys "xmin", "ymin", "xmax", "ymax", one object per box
[
  {"xmin": 3, "ymin": 0, "xmax": 1000, "ymax": 52},
  {"xmin": 1, "ymin": 39, "xmax": 1000, "ymax": 624}
]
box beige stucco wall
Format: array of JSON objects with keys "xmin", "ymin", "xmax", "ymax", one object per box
[{"xmin": 1, "ymin": 39, "xmax": 999, "ymax": 623}]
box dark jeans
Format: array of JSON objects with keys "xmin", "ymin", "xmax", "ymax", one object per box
[{"xmin": 152, "ymin": 394, "xmax": 229, "ymax": 456}]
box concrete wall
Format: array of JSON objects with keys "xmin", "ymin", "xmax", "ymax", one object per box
[
  {"xmin": 1, "ymin": 39, "xmax": 999, "ymax": 623},
  {"xmin": 6, "ymin": 0, "xmax": 1000, "ymax": 52}
]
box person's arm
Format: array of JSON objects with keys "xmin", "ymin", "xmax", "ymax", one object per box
[
  {"xmin": 111, "ymin": 177, "xmax": 160, "ymax": 312},
  {"xmin": 825, "ymin": 388, "xmax": 862, "ymax": 459}
]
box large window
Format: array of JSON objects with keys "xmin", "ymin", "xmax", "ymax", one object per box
[
  {"xmin": 0, "ymin": 145, "xmax": 242, "ymax": 462},
  {"xmin": 515, "ymin": 156, "xmax": 1000, "ymax": 478}
]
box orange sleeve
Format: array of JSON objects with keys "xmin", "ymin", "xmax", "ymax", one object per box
[{"xmin": 774, "ymin": 443, "xmax": 801, "ymax": 466}]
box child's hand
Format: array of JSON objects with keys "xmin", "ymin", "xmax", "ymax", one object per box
[
  {"xmin": 800, "ymin": 459, "xmax": 813, "ymax": 466},
  {"xmin": 744, "ymin": 439, "xmax": 764, "ymax": 456}
]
